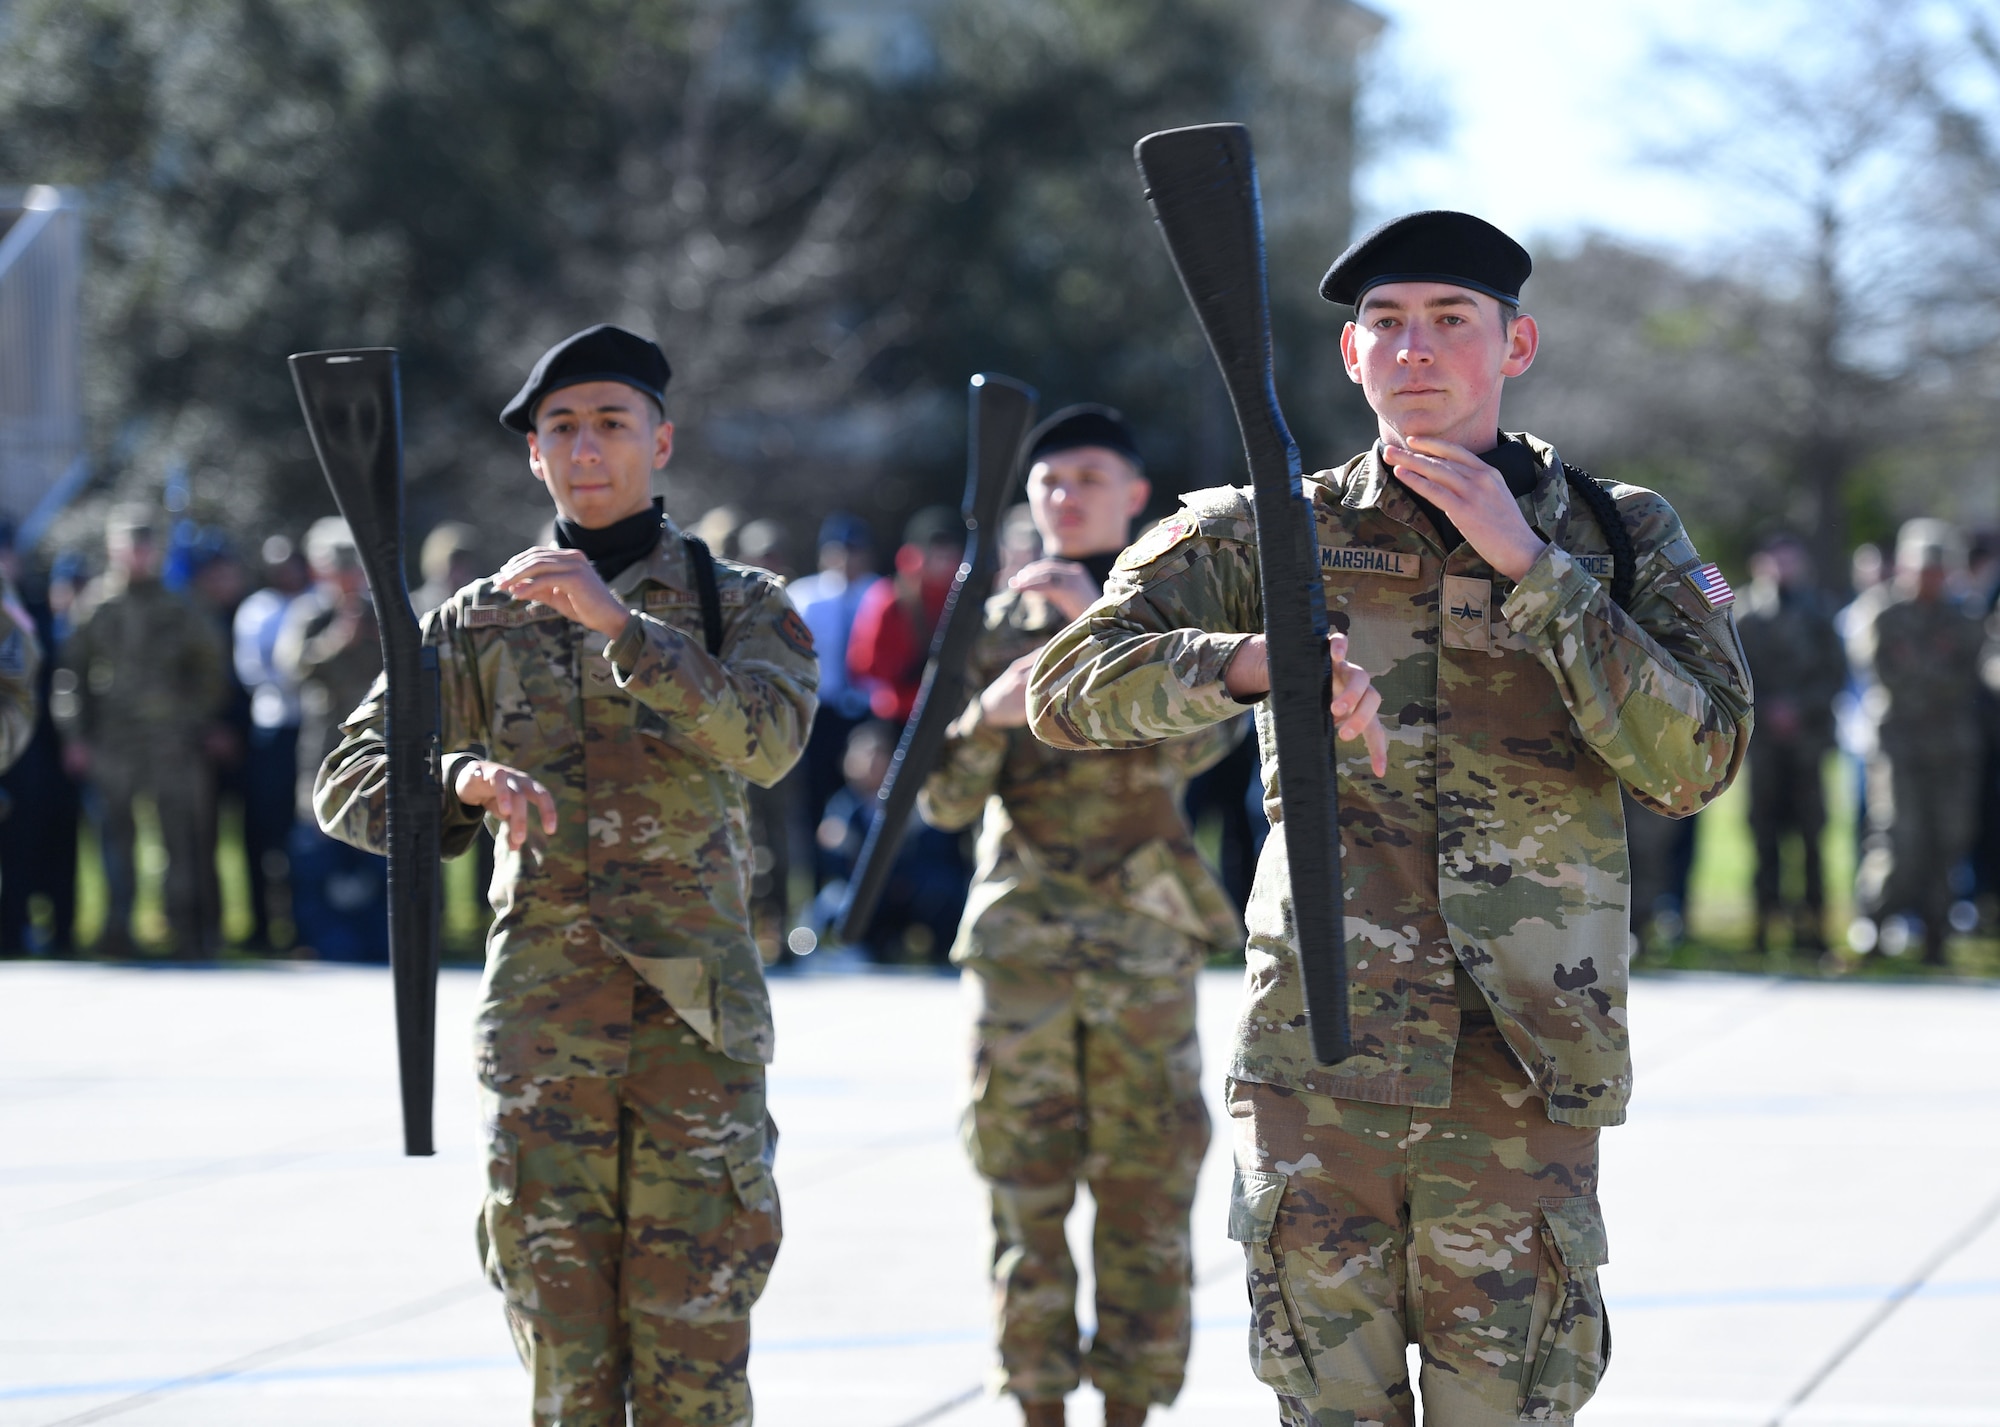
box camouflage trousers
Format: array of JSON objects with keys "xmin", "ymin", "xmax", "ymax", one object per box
[
  {"xmin": 478, "ymin": 983, "xmax": 780, "ymax": 1427},
  {"xmin": 1227, "ymin": 1011, "xmax": 1609, "ymax": 1426},
  {"xmin": 963, "ymin": 957, "xmax": 1210, "ymax": 1406},
  {"xmin": 91, "ymin": 744, "xmax": 215, "ymax": 954},
  {"xmin": 1857, "ymin": 748, "xmax": 1979, "ymax": 938}
]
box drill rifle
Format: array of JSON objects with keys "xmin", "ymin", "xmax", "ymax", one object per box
[
  {"xmin": 288, "ymin": 347, "xmax": 443, "ymax": 1153},
  {"xmin": 1134, "ymin": 124, "xmax": 1351, "ymax": 1064},
  {"xmin": 840, "ymin": 374, "xmax": 1037, "ymax": 946}
]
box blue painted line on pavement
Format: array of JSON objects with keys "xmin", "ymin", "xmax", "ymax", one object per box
[
  {"xmin": 1609, "ymin": 1277, "xmax": 2000, "ymax": 1310},
  {"xmin": 0, "ymin": 1328, "xmax": 989, "ymax": 1401},
  {"xmin": 9, "ymin": 1281, "xmax": 1996, "ymax": 1402}
]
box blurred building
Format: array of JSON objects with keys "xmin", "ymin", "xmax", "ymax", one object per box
[{"xmin": 0, "ymin": 186, "xmax": 86, "ymax": 546}]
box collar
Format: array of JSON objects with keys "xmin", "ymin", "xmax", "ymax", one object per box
[
  {"xmin": 610, "ymin": 507, "xmax": 691, "ymax": 599},
  {"xmin": 1329, "ymin": 431, "xmax": 1576, "ymax": 546},
  {"xmin": 555, "ymin": 497, "xmax": 666, "ymax": 582}
]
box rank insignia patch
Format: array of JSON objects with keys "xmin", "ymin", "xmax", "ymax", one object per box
[
  {"xmin": 1686, "ymin": 563, "xmax": 1735, "ymax": 611},
  {"xmin": 1442, "ymin": 574, "xmax": 1492, "ymax": 651}
]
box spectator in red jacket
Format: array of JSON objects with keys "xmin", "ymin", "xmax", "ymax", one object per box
[{"xmin": 847, "ymin": 506, "xmax": 965, "ymax": 724}]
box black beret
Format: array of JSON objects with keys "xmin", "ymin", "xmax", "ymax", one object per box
[
  {"xmin": 500, "ymin": 324, "xmax": 671, "ymax": 434},
  {"xmin": 1025, "ymin": 404, "xmax": 1141, "ymax": 467},
  {"xmin": 1320, "ymin": 211, "xmax": 1531, "ymax": 308}
]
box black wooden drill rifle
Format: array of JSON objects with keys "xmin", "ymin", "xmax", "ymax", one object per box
[
  {"xmin": 288, "ymin": 347, "xmax": 444, "ymax": 1154},
  {"xmin": 839, "ymin": 373, "xmax": 1037, "ymax": 945},
  {"xmin": 1134, "ymin": 124, "xmax": 1351, "ymax": 1064}
]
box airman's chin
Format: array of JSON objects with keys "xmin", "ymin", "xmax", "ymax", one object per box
[{"xmin": 1381, "ymin": 411, "xmax": 1459, "ymax": 442}]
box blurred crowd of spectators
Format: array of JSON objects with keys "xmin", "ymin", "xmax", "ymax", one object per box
[
  {"xmin": 1635, "ymin": 518, "xmax": 2000, "ymax": 967},
  {"xmin": 7, "ymin": 500, "xmax": 2000, "ymax": 970},
  {"xmin": 0, "ymin": 510, "xmax": 479, "ymax": 960}
]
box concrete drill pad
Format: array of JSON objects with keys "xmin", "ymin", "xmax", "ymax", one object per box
[{"xmin": 1, "ymin": 964, "xmax": 1994, "ymax": 1425}]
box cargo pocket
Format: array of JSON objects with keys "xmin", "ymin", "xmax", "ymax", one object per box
[
  {"xmin": 1521, "ymin": 1195, "xmax": 1611, "ymax": 1421},
  {"xmin": 1227, "ymin": 1167, "xmax": 1318, "ymax": 1398},
  {"xmin": 478, "ymin": 1127, "xmax": 520, "ymax": 1298},
  {"xmin": 486, "ymin": 1127, "xmax": 519, "ymax": 1207},
  {"xmin": 725, "ymin": 1119, "xmax": 780, "ymax": 1219},
  {"xmin": 709, "ymin": 1119, "xmax": 782, "ymax": 1320}
]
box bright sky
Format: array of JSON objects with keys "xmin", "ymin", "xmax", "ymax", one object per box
[{"xmin": 1353, "ymin": 0, "xmax": 1816, "ymax": 262}]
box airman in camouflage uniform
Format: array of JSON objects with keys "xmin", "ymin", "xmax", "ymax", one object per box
[
  {"xmin": 918, "ymin": 407, "xmax": 1242, "ymax": 1427},
  {"xmin": 317, "ymin": 326, "xmax": 816, "ymax": 1426},
  {"xmin": 1848, "ymin": 518, "xmax": 1985, "ymax": 964},
  {"xmin": 1734, "ymin": 533, "xmax": 1846, "ymax": 953},
  {"xmin": 1029, "ymin": 214, "xmax": 1752, "ymax": 1426},
  {"xmin": 55, "ymin": 508, "xmax": 226, "ymax": 957}
]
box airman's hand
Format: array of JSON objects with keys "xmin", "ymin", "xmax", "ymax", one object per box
[
  {"xmin": 453, "ymin": 759, "xmax": 558, "ymax": 850},
  {"xmin": 1009, "ymin": 559, "xmax": 1101, "ymax": 621},
  {"xmin": 1382, "ymin": 434, "xmax": 1548, "ymax": 581},
  {"xmin": 494, "ymin": 547, "xmax": 632, "ymax": 638},
  {"xmin": 1223, "ymin": 632, "xmax": 1389, "ymax": 777},
  {"xmin": 978, "ymin": 651, "xmax": 1041, "ymax": 729}
]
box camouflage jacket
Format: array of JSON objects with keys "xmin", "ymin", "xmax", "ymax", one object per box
[
  {"xmin": 918, "ymin": 587, "xmax": 1243, "ymax": 973},
  {"xmin": 1029, "ymin": 434, "xmax": 1753, "ymax": 1128},
  {"xmin": 316, "ymin": 520, "xmax": 818, "ymax": 1080},
  {"xmin": 54, "ymin": 575, "xmax": 224, "ymax": 754},
  {"xmin": 0, "ymin": 582, "xmax": 39, "ymax": 773},
  {"xmin": 1849, "ymin": 591, "xmax": 1985, "ymax": 760},
  {"xmin": 1734, "ymin": 582, "xmax": 1845, "ymax": 753}
]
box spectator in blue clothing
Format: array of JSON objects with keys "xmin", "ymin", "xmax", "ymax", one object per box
[
  {"xmin": 786, "ymin": 512, "xmax": 880, "ymax": 889},
  {"xmin": 232, "ymin": 536, "xmax": 311, "ymax": 949}
]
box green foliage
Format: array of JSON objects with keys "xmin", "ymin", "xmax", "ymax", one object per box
[{"xmin": 0, "ymin": 0, "xmax": 1370, "ymax": 559}]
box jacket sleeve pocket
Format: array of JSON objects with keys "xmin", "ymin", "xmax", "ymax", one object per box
[
  {"xmin": 1522, "ymin": 1194, "xmax": 1612, "ymax": 1420},
  {"xmin": 1227, "ymin": 1166, "xmax": 1318, "ymax": 1398}
]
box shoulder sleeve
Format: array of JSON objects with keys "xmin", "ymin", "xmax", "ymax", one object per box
[
  {"xmin": 1501, "ymin": 484, "xmax": 1753, "ymax": 816},
  {"xmin": 918, "ymin": 595, "xmax": 1021, "ymax": 833},
  {"xmin": 1028, "ymin": 486, "xmax": 1262, "ymax": 751},
  {"xmin": 314, "ymin": 593, "xmax": 492, "ymax": 858},
  {"xmin": 604, "ymin": 568, "xmax": 819, "ymax": 788}
]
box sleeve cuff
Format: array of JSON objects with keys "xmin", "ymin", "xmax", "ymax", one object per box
[
  {"xmin": 1502, "ymin": 543, "xmax": 1597, "ymax": 639},
  {"xmin": 604, "ymin": 612, "xmax": 649, "ymax": 679},
  {"xmin": 439, "ymin": 752, "xmax": 485, "ymax": 823},
  {"xmin": 945, "ymin": 696, "xmax": 1012, "ymax": 748}
]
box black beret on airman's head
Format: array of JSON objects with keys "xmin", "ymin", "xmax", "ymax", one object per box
[
  {"xmin": 1320, "ymin": 211, "xmax": 1532, "ymax": 309},
  {"xmin": 500, "ymin": 324, "xmax": 672, "ymax": 434},
  {"xmin": 1025, "ymin": 404, "xmax": 1142, "ymax": 468}
]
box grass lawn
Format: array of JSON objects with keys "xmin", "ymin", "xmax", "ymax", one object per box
[
  {"xmin": 69, "ymin": 798, "xmax": 493, "ymax": 963},
  {"xmin": 61, "ymin": 766, "xmax": 2000, "ymax": 981}
]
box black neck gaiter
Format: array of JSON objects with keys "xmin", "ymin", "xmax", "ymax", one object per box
[
  {"xmin": 1078, "ymin": 550, "xmax": 1121, "ymax": 588},
  {"xmin": 556, "ymin": 497, "xmax": 665, "ymax": 582}
]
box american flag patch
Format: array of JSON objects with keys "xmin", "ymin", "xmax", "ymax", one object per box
[{"xmin": 1687, "ymin": 563, "xmax": 1735, "ymax": 610}]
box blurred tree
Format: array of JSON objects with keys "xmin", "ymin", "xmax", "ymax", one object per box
[
  {"xmin": 0, "ymin": 0, "xmax": 896, "ymax": 549},
  {"xmin": 0, "ymin": 0, "xmax": 1384, "ymax": 565},
  {"xmin": 1502, "ymin": 237, "xmax": 1911, "ymax": 571},
  {"xmin": 1635, "ymin": 0, "xmax": 2000, "ymax": 580}
]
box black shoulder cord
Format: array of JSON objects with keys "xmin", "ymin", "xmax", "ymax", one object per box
[
  {"xmin": 1560, "ymin": 462, "xmax": 1636, "ymax": 611},
  {"xmin": 680, "ymin": 532, "xmax": 725, "ymax": 657}
]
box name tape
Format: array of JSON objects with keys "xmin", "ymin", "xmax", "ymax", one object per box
[{"xmin": 1321, "ymin": 545, "xmax": 1421, "ymax": 578}]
